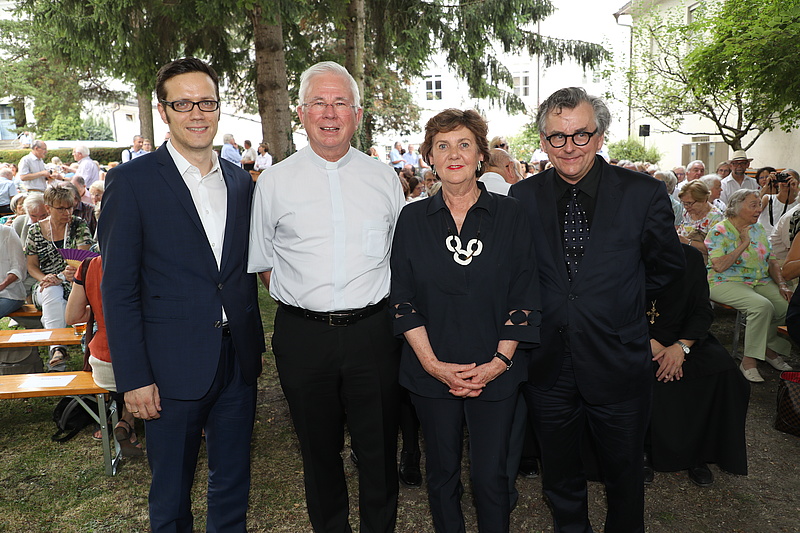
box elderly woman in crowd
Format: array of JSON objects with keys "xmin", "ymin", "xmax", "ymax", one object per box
[
  {"xmin": 390, "ymin": 108, "xmax": 540, "ymax": 533},
  {"xmin": 645, "ymin": 244, "xmax": 749, "ymax": 487},
  {"xmin": 25, "ymin": 183, "xmax": 93, "ymax": 369},
  {"xmin": 700, "ymin": 174, "xmax": 726, "ymax": 211},
  {"xmin": 678, "ymin": 180, "xmax": 723, "ymax": 260},
  {"xmin": 653, "ymin": 170, "xmax": 682, "ymax": 227},
  {"xmin": 758, "ymin": 168, "xmax": 799, "ymax": 235},
  {"xmin": 705, "ymin": 189, "xmax": 793, "ymax": 383}
]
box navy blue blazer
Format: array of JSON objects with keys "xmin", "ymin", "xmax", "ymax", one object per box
[
  {"xmin": 98, "ymin": 144, "xmax": 264, "ymax": 400},
  {"xmin": 509, "ymin": 158, "xmax": 684, "ymax": 404}
]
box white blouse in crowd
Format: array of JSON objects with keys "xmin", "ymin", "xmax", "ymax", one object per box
[{"xmin": 0, "ymin": 224, "xmax": 27, "ymax": 301}]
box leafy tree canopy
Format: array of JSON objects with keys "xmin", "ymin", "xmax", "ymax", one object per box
[
  {"xmin": 607, "ymin": 137, "xmax": 661, "ymax": 165},
  {"xmin": 629, "ymin": 0, "xmax": 800, "ymax": 151}
]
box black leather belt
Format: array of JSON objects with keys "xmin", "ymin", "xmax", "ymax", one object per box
[{"xmin": 279, "ymin": 299, "xmax": 387, "ymax": 326}]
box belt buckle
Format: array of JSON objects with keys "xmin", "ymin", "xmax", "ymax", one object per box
[{"xmin": 328, "ymin": 312, "xmax": 350, "ymax": 326}]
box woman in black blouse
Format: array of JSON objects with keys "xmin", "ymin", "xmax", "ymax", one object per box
[{"xmin": 390, "ymin": 109, "xmax": 540, "ymax": 533}]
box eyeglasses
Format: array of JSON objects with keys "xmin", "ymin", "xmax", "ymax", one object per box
[
  {"xmin": 681, "ymin": 201, "xmax": 697, "ymax": 208},
  {"xmin": 499, "ymin": 143, "xmax": 508, "ymax": 148},
  {"xmin": 48, "ymin": 205, "xmax": 74, "ymax": 212},
  {"xmin": 301, "ymin": 102, "xmax": 358, "ymax": 116},
  {"xmin": 544, "ymin": 130, "xmax": 598, "ymax": 148},
  {"xmin": 159, "ymin": 99, "xmax": 220, "ymax": 112}
]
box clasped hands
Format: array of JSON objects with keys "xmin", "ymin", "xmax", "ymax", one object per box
[
  {"xmin": 651, "ymin": 339, "xmax": 684, "ymax": 382},
  {"xmin": 423, "ymin": 358, "xmax": 507, "ymax": 398},
  {"xmin": 38, "ymin": 265, "xmax": 76, "ymax": 289}
]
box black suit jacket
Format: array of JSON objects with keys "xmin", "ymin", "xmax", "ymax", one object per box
[
  {"xmin": 510, "ymin": 158, "xmax": 684, "ymax": 404},
  {"xmin": 98, "ymin": 144, "xmax": 264, "ymax": 400}
]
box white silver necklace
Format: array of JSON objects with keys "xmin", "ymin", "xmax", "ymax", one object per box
[{"xmin": 443, "ymin": 212, "xmax": 483, "ymax": 266}]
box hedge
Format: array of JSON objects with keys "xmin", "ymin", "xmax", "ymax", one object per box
[{"xmin": 0, "ymin": 147, "xmax": 128, "ymax": 167}]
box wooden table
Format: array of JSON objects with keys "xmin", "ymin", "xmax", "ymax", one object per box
[
  {"xmin": 0, "ymin": 328, "xmax": 83, "ymax": 348},
  {"xmin": 6, "ymin": 303, "xmax": 41, "ymax": 317},
  {"xmin": 0, "ymin": 371, "xmax": 120, "ymax": 475}
]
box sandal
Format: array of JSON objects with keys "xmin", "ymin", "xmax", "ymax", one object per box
[
  {"xmin": 92, "ymin": 425, "xmax": 104, "ymax": 441},
  {"xmin": 113, "ymin": 419, "xmax": 133, "ymax": 443},
  {"xmin": 121, "ymin": 429, "xmax": 144, "ymax": 457},
  {"xmin": 48, "ymin": 347, "xmax": 68, "ymax": 368}
]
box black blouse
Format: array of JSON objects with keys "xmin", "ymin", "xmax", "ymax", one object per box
[{"xmin": 390, "ymin": 182, "xmax": 541, "ymax": 400}]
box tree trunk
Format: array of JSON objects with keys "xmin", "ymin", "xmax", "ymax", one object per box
[
  {"xmin": 12, "ymin": 98, "xmax": 27, "ymax": 128},
  {"xmin": 345, "ymin": 0, "xmax": 365, "ymax": 150},
  {"xmin": 250, "ymin": 6, "xmax": 294, "ymax": 163},
  {"xmin": 137, "ymin": 90, "xmax": 154, "ymax": 146}
]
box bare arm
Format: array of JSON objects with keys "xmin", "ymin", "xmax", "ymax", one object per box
[
  {"xmin": 710, "ymin": 227, "xmax": 750, "ymax": 273},
  {"xmin": 64, "ymin": 281, "xmax": 91, "ymax": 325},
  {"xmin": 782, "ymin": 236, "xmax": 800, "ymax": 281}
]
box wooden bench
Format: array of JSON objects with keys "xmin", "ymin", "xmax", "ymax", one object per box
[
  {"xmin": 6, "ymin": 303, "xmax": 42, "ymax": 318},
  {"xmin": 0, "ymin": 328, "xmax": 83, "ymax": 349},
  {"xmin": 0, "ymin": 371, "xmax": 121, "ymax": 475}
]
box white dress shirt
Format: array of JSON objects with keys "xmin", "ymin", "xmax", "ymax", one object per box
[
  {"xmin": 78, "ymin": 157, "xmax": 100, "ymax": 188},
  {"xmin": 18, "ymin": 152, "xmax": 47, "ymax": 192},
  {"xmin": 166, "ymin": 141, "xmax": 228, "ymax": 318},
  {"xmin": 248, "ymin": 146, "xmax": 404, "ymax": 312},
  {"xmin": 769, "ymin": 203, "xmax": 800, "ymax": 263},
  {"xmin": 478, "ymin": 171, "xmax": 511, "ymax": 196},
  {"xmin": 720, "ymin": 175, "xmax": 759, "ymax": 205},
  {"xmin": 255, "ymin": 153, "xmax": 273, "ymax": 171},
  {"xmin": 0, "ymin": 225, "xmax": 27, "ymax": 301}
]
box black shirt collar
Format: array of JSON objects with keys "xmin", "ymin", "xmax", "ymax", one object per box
[
  {"xmin": 553, "ymin": 155, "xmax": 603, "ymax": 199},
  {"xmin": 426, "ymin": 180, "xmax": 496, "ymax": 217}
]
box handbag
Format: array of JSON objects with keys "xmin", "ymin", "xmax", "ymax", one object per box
[{"xmin": 775, "ymin": 371, "xmax": 800, "ymax": 438}]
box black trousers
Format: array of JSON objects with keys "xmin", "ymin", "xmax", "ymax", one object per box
[
  {"xmin": 523, "ymin": 355, "xmax": 651, "ymax": 533},
  {"xmin": 272, "ymin": 305, "xmax": 401, "ymax": 533},
  {"xmin": 412, "ymin": 392, "xmax": 517, "ymax": 533}
]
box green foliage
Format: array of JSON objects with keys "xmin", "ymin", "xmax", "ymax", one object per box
[
  {"xmin": 41, "ymin": 113, "xmax": 86, "ymax": 141},
  {"xmin": 628, "ymin": 0, "xmax": 800, "ymax": 151},
  {"xmin": 607, "ymin": 137, "xmax": 661, "ymax": 165},
  {"xmin": 82, "ymin": 117, "xmax": 114, "ymax": 141},
  {"xmin": 507, "ymin": 121, "xmax": 541, "ymax": 162}
]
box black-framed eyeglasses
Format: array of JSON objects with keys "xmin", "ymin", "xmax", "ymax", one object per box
[
  {"xmin": 47, "ymin": 205, "xmax": 74, "ymax": 212},
  {"xmin": 681, "ymin": 200, "xmax": 697, "ymax": 209},
  {"xmin": 159, "ymin": 99, "xmax": 220, "ymax": 113},
  {"xmin": 301, "ymin": 102, "xmax": 358, "ymax": 115},
  {"xmin": 499, "ymin": 143, "xmax": 508, "ymax": 148},
  {"xmin": 544, "ymin": 130, "xmax": 598, "ymax": 148}
]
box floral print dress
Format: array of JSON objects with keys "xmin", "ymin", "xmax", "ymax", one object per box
[{"xmin": 704, "ymin": 219, "xmax": 771, "ymax": 286}]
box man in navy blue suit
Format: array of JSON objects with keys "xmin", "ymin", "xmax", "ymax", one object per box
[
  {"xmin": 510, "ymin": 88, "xmax": 684, "ymax": 532},
  {"xmin": 99, "ymin": 58, "xmax": 264, "ymax": 532}
]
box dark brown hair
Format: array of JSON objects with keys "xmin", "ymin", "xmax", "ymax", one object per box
[
  {"xmin": 156, "ymin": 57, "xmax": 219, "ymax": 103},
  {"xmin": 419, "ymin": 109, "xmax": 490, "ymax": 175}
]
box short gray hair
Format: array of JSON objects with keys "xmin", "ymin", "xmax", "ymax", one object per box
[
  {"xmin": 686, "ymin": 160, "xmax": 704, "ymax": 171},
  {"xmin": 725, "ymin": 189, "xmax": 759, "ymax": 218},
  {"xmin": 298, "ymin": 61, "xmax": 361, "ymax": 108},
  {"xmin": 71, "ymin": 175, "xmax": 85, "ymax": 187},
  {"xmin": 74, "ymin": 145, "xmax": 90, "ymax": 157},
  {"xmin": 0, "ymin": 167, "xmax": 12, "ymax": 179},
  {"xmin": 223, "ymin": 133, "xmax": 234, "ymax": 144},
  {"xmin": 537, "ymin": 87, "xmax": 611, "ymax": 136},
  {"xmin": 699, "ymin": 174, "xmax": 721, "ymax": 190},
  {"xmin": 653, "ymin": 170, "xmax": 677, "ymax": 194},
  {"xmin": 23, "ymin": 192, "xmax": 44, "ymax": 212}
]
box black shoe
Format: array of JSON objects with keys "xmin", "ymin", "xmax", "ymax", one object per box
[
  {"xmin": 688, "ymin": 463, "xmax": 713, "ymax": 487},
  {"xmin": 398, "ymin": 450, "xmax": 422, "ymax": 487},
  {"xmin": 643, "ymin": 453, "xmax": 654, "ymax": 485},
  {"xmin": 349, "ymin": 449, "xmax": 359, "ymax": 468},
  {"xmin": 518, "ymin": 457, "xmax": 539, "ymax": 478}
]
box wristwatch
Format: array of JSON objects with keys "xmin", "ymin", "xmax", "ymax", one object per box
[
  {"xmin": 675, "ymin": 340, "xmax": 690, "ymax": 355},
  {"xmin": 493, "ymin": 351, "xmax": 513, "ymax": 371}
]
